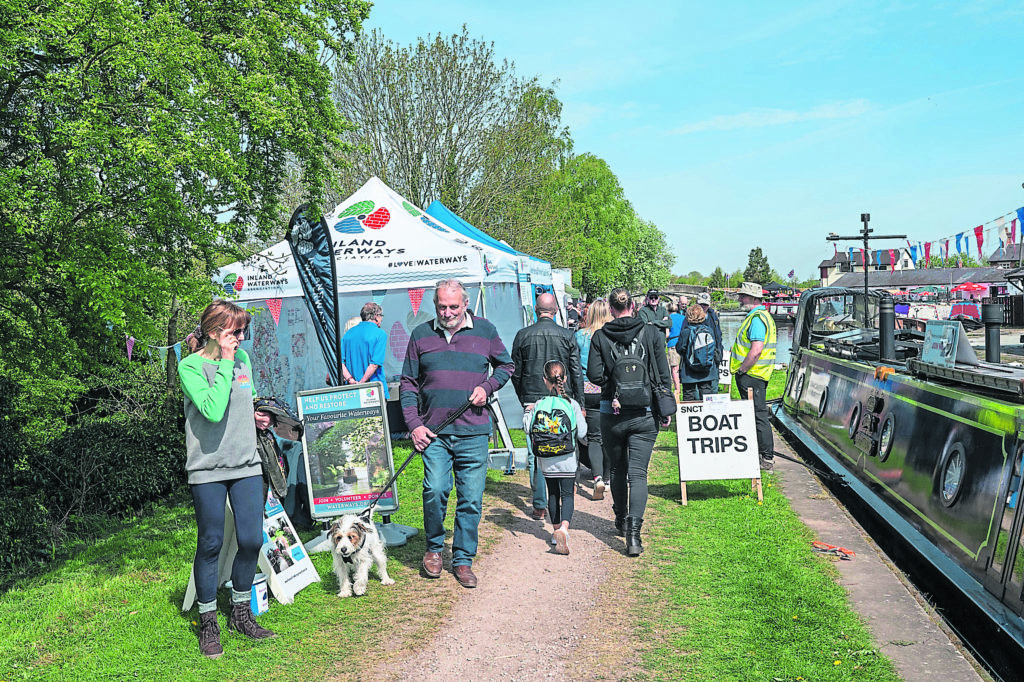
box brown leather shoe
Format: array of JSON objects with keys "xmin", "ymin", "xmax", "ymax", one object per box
[
  {"xmin": 530, "ymin": 508, "xmax": 547, "ymax": 520},
  {"xmin": 453, "ymin": 564, "xmax": 478, "ymax": 588},
  {"xmin": 422, "ymin": 550, "xmax": 442, "ymax": 578}
]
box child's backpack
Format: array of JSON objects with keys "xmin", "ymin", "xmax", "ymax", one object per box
[
  {"xmin": 530, "ymin": 396, "xmax": 577, "ymax": 458},
  {"xmin": 610, "ymin": 336, "xmax": 650, "ymax": 409},
  {"xmin": 684, "ymin": 324, "xmax": 716, "ymax": 373}
]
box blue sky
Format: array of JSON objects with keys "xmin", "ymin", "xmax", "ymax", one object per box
[{"xmin": 364, "ymin": 1, "xmax": 1024, "ymax": 280}]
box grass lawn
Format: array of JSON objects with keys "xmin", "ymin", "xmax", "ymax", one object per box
[
  {"xmin": 1, "ymin": 417, "xmax": 898, "ymax": 680},
  {"xmin": 634, "ymin": 428, "xmax": 899, "ymax": 681}
]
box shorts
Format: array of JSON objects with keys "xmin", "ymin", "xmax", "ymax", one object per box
[{"xmin": 666, "ymin": 347, "xmax": 680, "ymax": 368}]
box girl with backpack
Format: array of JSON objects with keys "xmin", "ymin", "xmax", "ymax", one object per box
[
  {"xmin": 676, "ymin": 302, "xmax": 717, "ymax": 401},
  {"xmin": 526, "ymin": 360, "xmax": 587, "ymax": 555},
  {"xmin": 586, "ymin": 288, "xmax": 672, "ymax": 556}
]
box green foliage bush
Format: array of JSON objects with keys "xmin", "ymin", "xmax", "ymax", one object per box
[
  {"xmin": 0, "ymin": 490, "xmax": 54, "ymax": 591},
  {"xmin": 28, "ymin": 406, "xmax": 186, "ymax": 521},
  {"xmin": 0, "ymin": 370, "xmax": 187, "ymax": 592}
]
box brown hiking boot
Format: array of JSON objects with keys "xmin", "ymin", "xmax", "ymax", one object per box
[
  {"xmin": 198, "ymin": 611, "xmax": 223, "ymax": 659},
  {"xmin": 228, "ymin": 603, "xmax": 277, "ymax": 640}
]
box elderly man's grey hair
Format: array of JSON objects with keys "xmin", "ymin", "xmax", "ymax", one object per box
[{"xmin": 433, "ymin": 279, "xmax": 469, "ymax": 305}]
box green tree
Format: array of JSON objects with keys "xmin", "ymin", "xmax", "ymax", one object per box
[
  {"xmin": 743, "ymin": 248, "xmax": 772, "ymax": 284},
  {"xmin": 707, "ymin": 266, "xmax": 727, "ymax": 288},
  {"xmin": 618, "ymin": 217, "xmax": 675, "ymax": 293},
  {"xmin": 332, "ymin": 26, "xmax": 570, "ymax": 220},
  {"xmin": 1, "ymin": 0, "xmax": 371, "ymax": 435}
]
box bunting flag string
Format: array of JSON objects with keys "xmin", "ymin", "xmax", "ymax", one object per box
[
  {"xmin": 266, "ymin": 298, "xmax": 282, "ymax": 326},
  {"xmin": 834, "ymin": 205, "xmax": 1024, "ymax": 267},
  {"xmin": 888, "ymin": 249, "xmax": 896, "ymax": 267},
  {"xmin": 173, "ymin": 344, "xmax": 181, "ymax": 362},
  {"xmin": 126, "ymin": 336, "xmax": 135, "ymax": 361},
  {"xmin": 408, "ymin": 288, "xmax": 425, "ymax": 316}
]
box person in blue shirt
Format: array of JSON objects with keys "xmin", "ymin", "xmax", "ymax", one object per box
[
  {"xmin": 341, "ymin": 302, "xmax": 390, "ymax": 398},
  {"xmin": 666, "ymin": 300, "xmax": 685, "ymax": 398}
]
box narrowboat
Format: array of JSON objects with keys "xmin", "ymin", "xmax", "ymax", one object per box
[{"xmin": 774, "ymin": 287, "xmax": 1024, "ymax": 674}]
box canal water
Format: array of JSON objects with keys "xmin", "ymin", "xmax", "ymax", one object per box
[{"xmin": 719, "ymin": 313, "xmax": 795, "ymax": 366}]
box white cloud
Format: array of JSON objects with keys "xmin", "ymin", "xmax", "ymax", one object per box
[{"xmin": 670, "ymin": 99, "xmax": 872, "ymax": 136}]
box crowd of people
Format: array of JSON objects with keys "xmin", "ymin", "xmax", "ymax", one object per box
[{"xmin": 180, "ymin": 280, "xmax": 777, "ymax": 658}]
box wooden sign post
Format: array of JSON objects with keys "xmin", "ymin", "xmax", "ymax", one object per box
[{"xmin": 675, "ymin": 396, "xmax": 762, "ymax": 505}]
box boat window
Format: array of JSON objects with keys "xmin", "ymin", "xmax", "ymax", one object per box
[
  {"xmin": 808, "ymin": 294, "xmax": 880, "ymax": 338},
  {"xmin": 940, "ymin": 443, "xmax": 966, "ymax": 507},
  {"xmin": 817, "ymin": 386, "xmax": 829, "ymax": 418},
  {"xmin": 878, "ymin": 414, "xmax": 895, "ymax": 462},
  {"xmin": 848, "ymin": 404, "xmax": 861, "ymax": 439}
]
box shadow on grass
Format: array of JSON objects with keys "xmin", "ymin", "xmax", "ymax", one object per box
[{"xmin": 648, "ymin": 480, "xmax": 749, "ymax": 503}]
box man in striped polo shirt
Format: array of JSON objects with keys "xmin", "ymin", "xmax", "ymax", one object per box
[{"xmin": 400, "ymin": 279, "xmax": 514, "ymax": 588}]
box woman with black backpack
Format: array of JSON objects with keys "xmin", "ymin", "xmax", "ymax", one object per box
[
  {"xmin": 676, "ymin": 302, "xmax": 717, "ymax": 401},
  {"xmin": 586, "ymin": 288, "xmax": 672, "ymax": 556}
]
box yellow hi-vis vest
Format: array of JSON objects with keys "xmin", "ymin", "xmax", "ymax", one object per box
[{"xmin": 730, "ymin": 307, "xmax": 777, "ymax": 381}]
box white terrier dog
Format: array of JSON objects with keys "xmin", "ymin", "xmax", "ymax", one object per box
[{"xmin": 328, "ymin": 514, "xmax": 395, "ymax": 597}]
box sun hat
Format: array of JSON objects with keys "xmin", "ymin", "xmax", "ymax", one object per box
[{"xmin": 739, "ymin": 282, "xmax": 764, "ymax": 299}]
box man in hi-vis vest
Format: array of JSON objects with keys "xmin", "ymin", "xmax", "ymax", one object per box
[{"xmin": 730, "ymin": 282, "xmax": 777, "ymax": 472}]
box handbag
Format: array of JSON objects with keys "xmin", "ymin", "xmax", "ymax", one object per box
[{"xmin": 652, "ymin": 384, "xmax": 677, "ymax": 423}]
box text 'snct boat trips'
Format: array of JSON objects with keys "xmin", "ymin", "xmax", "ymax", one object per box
[{"xmin": 773, "ymin": 287, "xmax": 1024, "ymax": 676}]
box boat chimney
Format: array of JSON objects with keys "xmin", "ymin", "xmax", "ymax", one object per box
[
  {"xmin": 982, "ymin": 302, "xmax": 1002, "ymax": 363},
  {"xmin": 879, "ymin": 294, "xmax": 895, "ymax": 361}
]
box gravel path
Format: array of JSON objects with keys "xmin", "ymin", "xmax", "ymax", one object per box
[{"xmin": 388, "ymin": 471, "xmax": 640, "ymax": 682}]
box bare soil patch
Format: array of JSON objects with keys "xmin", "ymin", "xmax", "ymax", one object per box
[{"xmin": 377, "ymin": 469, "xmax": 644, "ymax": 682}]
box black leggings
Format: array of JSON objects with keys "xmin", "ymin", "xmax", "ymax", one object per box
[
  {"xmin": 191, "ymin": 475, "xmax": 265, "ymax": 604},
  {"xmin": 545, "ymin": 477, "xmax": 575, "ymax": 526},
  {"xmin": 602, "ymin": 411, "xmax": 658, "ymax": 519}
]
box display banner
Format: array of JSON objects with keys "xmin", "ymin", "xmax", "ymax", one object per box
[
  {"xmin": 296, "ymin": 382, "xmax": 398, "ymax": 520},
  {"xmin": 286, "ymin": 203, "xmax": 341, "ymax": 384},
  {"xmin": 675, "ymin": 399, "xmax": 760, "ymax": 482},
  {"xmin": 257, "ymin": 490, "xmax": 319, "ymax": 604}
]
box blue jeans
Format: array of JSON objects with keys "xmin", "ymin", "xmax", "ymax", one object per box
[
  {"xmin": 191, "ymin": 475, "xmax": 265, "ymax": 604},
  {"xmin": 523, "ymin": 408, "xmax": 548, "ymax": 511},
  {"xmin": 422, "ymin": 434, "xmax": 489, "ymax": 566},
  {"xmin": 601, "ymin": 411, "xmax": 658, "ymax": 519}
]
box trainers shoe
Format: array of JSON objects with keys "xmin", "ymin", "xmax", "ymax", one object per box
[
  {"xmin": 759, "ymin": 455, "xmax": 775, "ymax": 473},
  {"xmin": 549, "ymin": 534, "xmax": 558, "ymax": 545},
  {"xmin": 530, "ymin": 508, "xmax": 547, "ymax": 520},
  {"xmin": 553, "ymin": 528, "xmax": 569, "ymax": 555},
  {"xmin": 593, "ymin": 479, "xmax": 605, "ymax": 501}
]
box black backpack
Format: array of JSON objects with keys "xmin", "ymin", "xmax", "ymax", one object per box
[
  {"xmin": 610, "ymin": 335, "xmax": 650, "ymax": 409},
  {"xmin": 684, "ymin": 324, "xmax": 716, "ymax": 372},
  {"xmin": 530, "ymin": 396, "xmax": 576, "ymax": 458}
]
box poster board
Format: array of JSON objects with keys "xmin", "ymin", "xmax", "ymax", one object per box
[
  {"xmin": 675, "ymin": 398, "xmax": 761, "ymax": 505},
  {"xmin": 718, "ymin": 350, "xmax": 732, "ymax": 386},
  {"xmin": 921, "ymin": 320, "xmax": 978, "ymax": 368},
  {"xmin": 297, "ymin": 382, "xmax": 398, "ymax": 520},
  {"xmin": 257, "ymin": 490, "xmax": 320, "ymax": 603}
]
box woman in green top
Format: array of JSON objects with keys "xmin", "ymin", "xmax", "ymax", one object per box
[{"xmin": 179, "ymin": 300, "xmax": 275, "ymax": 659}]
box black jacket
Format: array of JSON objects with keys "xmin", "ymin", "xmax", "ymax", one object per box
[
  {"xmin": 587, "ymin": 316, "xmax": 672, "ymax": 403},
  {"xmin": 511, "ymin": 317, "xmax": 584, "ymax": 404},
  {"xmin": 637, "ymin": 303, "xmax": 671, "ymax": 331}
]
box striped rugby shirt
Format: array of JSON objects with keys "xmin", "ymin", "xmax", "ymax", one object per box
[{"xmin": 400, "ymin": 313, "xmax": 514, "ymax": 436}]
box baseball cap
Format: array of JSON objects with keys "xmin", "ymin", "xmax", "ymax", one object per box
[
  {"xmin": 646, "ymin": 289, "xmax": 659, "ymax": 298},
  {"xmin": 697, "ymin": 292, "xmax": 711, "ymax": 306}
]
